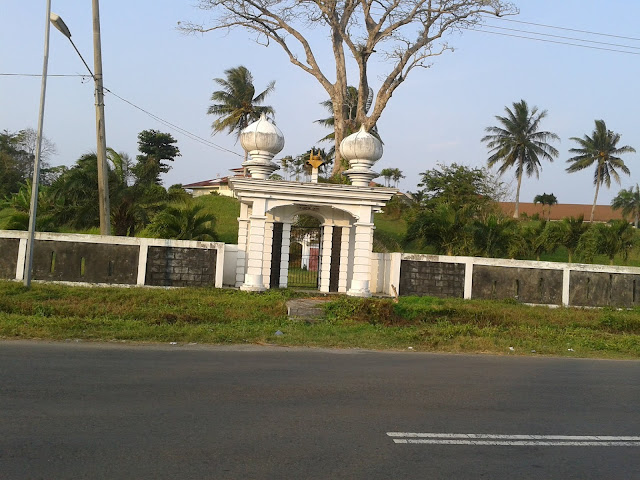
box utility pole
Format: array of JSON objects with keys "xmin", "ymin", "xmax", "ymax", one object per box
[{"xmin": 92, "ymin": 0, "xmax": 111, "ymax": 235}]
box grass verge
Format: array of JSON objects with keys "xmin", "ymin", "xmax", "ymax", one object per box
[{"xmin": 0, "ymin": 281, "xmax": 639, "ymax": 359}]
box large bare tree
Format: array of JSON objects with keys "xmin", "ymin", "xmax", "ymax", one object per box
[{"xmin": 181, "ymin": 0, "xmax": 516, "ymax": 175}]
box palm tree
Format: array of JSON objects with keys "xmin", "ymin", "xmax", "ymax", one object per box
[
  {"xmin": 470, "ymin": 215, "xmax": 518, "ymax": 258},
  {"xmin": 566, "ymin": 120, "xmax": 635, "ymax": 223},
  {"xmin": 516, "ymin": 219, "xmax": 550, "ymax": 261},
  {"xmin": 482, "ymin": 100, "xmax": 560, "ymax": 219},
  {"xmin": 208, "ymin": 66, "xmax": 275, "ymax": 167},
  {"xmin": 380, "ymin": 168, "xmax": 394, "ymax": 187},
  {"xmin": 148, "ymin": 200, "xmax": 217, "ymax": 241},
  {"xmin": 543, "ymin": 215, "xmax": 589, "ymax": 263},
  {"xmin": 579, "ymin": 220, "xmax": 636, "ymax": 264},
  {"xmin": 391, "ymin": 168, "xmax": 405, "ymax": 188},
  {"xmin": 612, "ymin": 184, "xmax": 640, "ymax": 227},
  {"xmin": 533, "ymin": 192, "xmax": 558, "ymax": 220}
]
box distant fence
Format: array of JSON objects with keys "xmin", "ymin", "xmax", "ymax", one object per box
[
  {"xmin": 0, "ymin": 231, "xmax": 224, "ymax": 288},
  {"xmin": 375, "ymin": 253, "xmax": 640, "ymax": 308}
]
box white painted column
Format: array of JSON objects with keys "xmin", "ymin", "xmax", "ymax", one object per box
[
  {"xmin": 338, "ymin": 226, "xmax": 351, "ymax": 293},
  {"xmin": 389, "ymin": 252, "xmax": 402, "ymax": 297},
  {"xmin": 262, "ymin": 221, "xmax": 274, "ymax": 288},
  {"xmin": 464, "ymin": 260, "xmax": 474, "ymax": 299},
  {"xmin": 215, "ymin": 244, "xmax": 225, "ymax": 288},
  {"xmin": 562, "ymin": 267, "xmax": 571, "ymax": 306},
  {"xmin": 241, "ymin": 214, "xmax": 267, "ymax": 292},
  {"xmin": 347, "ymin": 222, "xmax": 374, "ymax": 297},
  {"xmin": 137, "ymin": 240, "xmax": 149, "ymax": 285},
  {"xmin": 279, "ymin": 222, "xmax": 292, "ymax": 288},
  {"xmin": 319, "ymin": 224, "xmax": 333, "ymax": 292},
  {"xmin": 235, "ymin": 205, "xmax": 250, "ymax": 287},
  {"xmin": 16, "ymin": 238, "xmax": 27, "ymax": 281}
]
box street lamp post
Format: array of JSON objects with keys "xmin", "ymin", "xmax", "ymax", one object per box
[
  {"xmin": 51, "ymin": 3, "xmax": 111, "ymax": 235},
  {"xmin": 23, "ymin": 0, "xmax": 53, "ymax": 287}
]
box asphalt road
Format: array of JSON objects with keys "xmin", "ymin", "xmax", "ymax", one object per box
[{"xmin": 1, "ymin": 341, "xmax": 639, "ymax": 479}]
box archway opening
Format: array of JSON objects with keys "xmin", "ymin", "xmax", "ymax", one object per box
[{"xmin": 288, "ymin": 214, "xmax": 322, "ymax": 288}]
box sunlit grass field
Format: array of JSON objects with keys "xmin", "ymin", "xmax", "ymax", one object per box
[{"xmin": 1, "ymin": 281, "xmax": 639, "ymax": 359}]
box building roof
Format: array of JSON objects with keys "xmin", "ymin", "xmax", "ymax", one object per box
[
  {"xmin": 183, "ymin": 168, "xmax": 247, "ymax": 190},
  {"xmin": 498, "ymin": 202, "xmax": 624, "ymax": 222},
  {"xmin": 183, "ymin": 178, "xmax": 229, "ymax": 189}
]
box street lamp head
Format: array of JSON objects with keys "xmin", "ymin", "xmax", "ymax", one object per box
[{"xmin": 50, "ymin": 13, "xmax": 71, "ymax": 39}]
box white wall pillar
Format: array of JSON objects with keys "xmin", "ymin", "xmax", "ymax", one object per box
[
  {"xmin": 338, "ymin": 225, "xmax": 351, "ymax": 293},
  {"xmin": 137, "ymin": 240, "xmax": 149, "ymax": 285},
  {"xmin": 389, "ymin": 252, "xmax": 402, "ymax": 296},
  {"xmin": 319, "ymin": 224, "xmax": 333, "ymax": 292},
  {"xmin": 262, "ymin": 221, "xmax": 274, "ymax": 288},
  {"xmin": 464, "ymin": 260, "xmax": 474, "ymax": 299},
  {"xmin": 347, "ymin": 222, "xmax": 374, "ymax": 297},
  {"xmin": 241, "ymin": 214, "xmax": 267, "ymax": 291},
  {"xmin": 235, "ymin": 217, "xmax": 249, "ymax": 287},
  {"xmin": 562, "ymin": 267, "xmax": 571, "ymax": 306},
  {"xmin": 215, "ymin": 244, "xmax": 225, "ymax": 288},
  {"xmin": 16, "ymin": 238, "xmax": 27, "ymax": 281},
  {"xmin": 279, "ymin": 222, "xmax": 292, "ymax": 288}
]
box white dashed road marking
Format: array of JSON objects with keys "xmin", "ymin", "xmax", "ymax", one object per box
[{"xmin": 387, "ymin": 432, "xmax": 640, "ymax": 447}]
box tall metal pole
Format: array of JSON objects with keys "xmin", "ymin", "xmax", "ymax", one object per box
[
  {"xmin": 24, "ymin": 0, "xmax": 52, "ymax": 288},
  {"xmin": 92, "ymin": 0, "xmax": 111, "ymax": 235}
]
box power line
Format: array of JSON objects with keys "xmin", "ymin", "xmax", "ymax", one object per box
[
  {"xmin": 0, "ymin": 73, "xmax": 89, "ymax": 77},
  {"xmin": 482, "ymin": 23, "xmax": 640, "ymax": 51},
  {"xmin": 364, "ymin": 5, "xmax": 640, "ymax": 56},
  {"xmin": 491, "ymin": 16, "xmax": 640, "ymax": 42},
  {"xmin": 1, "ymin": 72, "xmax": 244, "ymax": 158},
  {"xmin": 465, "ymin": 27, "xmax": 640, "ymax": 56},
  {"xmin": 102, "ymin": 87, "xmax": 243, "ymax": 158}
]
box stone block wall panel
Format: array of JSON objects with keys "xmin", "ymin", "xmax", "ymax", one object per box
[
  {"xmin": 145, "ymin": 246, "xmax": 217, "ymax": 287},
  {"xmin": 472, "ymin": 265, "xmax": 563, "ymax": 305},
  {"xmin": 32, "ymin": 240, "xmax": 139, "ymax": 284},
  {"xmin": 399, "ymin": 260, "xmax": 465, "ymax": 298},
  {"xmin": 569, "ymin": 271, "xmax": 640, "ymax": 308},
  {"xmin": 0, "ymin": 238, "xmax": 20, "ymax": 279}
]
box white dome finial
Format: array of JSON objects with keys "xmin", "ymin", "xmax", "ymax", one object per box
[
  {"xmin": 339, "ymin": 125, "xmax": 382, "ymax": 186},
  {"xmin": 240, "ymin": 113, "xmax": 284, "ymax": 179}
]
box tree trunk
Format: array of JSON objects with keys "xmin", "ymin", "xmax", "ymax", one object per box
[
  {"xmin": 331, "ymin": 89, "xmax": 347, "ymax": 176},
  {"xmin": 513, "ymin": 163, "xmax": 523, "ymax": 219},
  {"xmin": 330, "ymin": 26, "xmax": 349, "ymax": 178},
  {"xmin": 591, "ymin": 167, "xmax": 601, "ymax": 223}
]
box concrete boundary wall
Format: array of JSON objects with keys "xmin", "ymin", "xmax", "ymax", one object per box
[
  {"xmin": 372, "ymin": 252, "xmax": 640, "ymax": 308},
  {"xmin": 0, "ymin": 231, "xmax": 224, "ymax": 288},
  {"xmin": 4, "ymin": 228, "xmax": 638, "ymax": 308}
]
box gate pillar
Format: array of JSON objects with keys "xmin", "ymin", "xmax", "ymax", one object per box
[
  {"xmin": 318, "ymin": 224, "xmax": 333, "ymax": 292},
  {"xmin": 279, "ymin": 222, "xmax": 292, "ymax": 288},
  {"xmin": 240, "ymin": 214, "xmax": 268, "ymax": 292},
  {"xmin": 347, "ymin": 222, "xmax": 375, "ymax": 297},
  {"xmin": 338, "ymin": 226, "xmax": 350, "ymax": 293}
]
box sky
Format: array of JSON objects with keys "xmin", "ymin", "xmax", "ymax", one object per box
[{"xmin": 2, "ymin": 0, "xmax": 640, "ymax": 206}]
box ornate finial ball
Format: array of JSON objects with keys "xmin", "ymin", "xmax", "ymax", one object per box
[
  {"xmin": 240, "ymin": 113, "xmax": 285, "ymax": 155},
  {"xmin": 339, "ymin": 125, "xmax": 383, "ymax": 162}
]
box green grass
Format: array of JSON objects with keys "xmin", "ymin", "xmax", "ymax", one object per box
[
  {"xmin": 1, "ymin": 281, "xmax": 639, "ymax": 359},
  {"xmin": 193, "ymin": 194, "xmax": 240, "ymax": 244}
]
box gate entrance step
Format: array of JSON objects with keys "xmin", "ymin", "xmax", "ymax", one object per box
[{"xmin": 286, "ymin": 298, "xmax": 332, "ymax": 321}]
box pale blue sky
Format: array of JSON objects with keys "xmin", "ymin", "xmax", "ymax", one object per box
[{"xmin": 2, "ymin": 0, "xmax": 639, "ymax": 205}]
